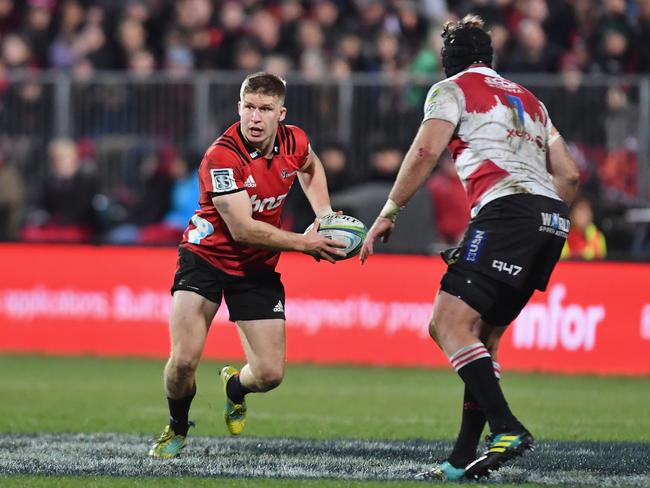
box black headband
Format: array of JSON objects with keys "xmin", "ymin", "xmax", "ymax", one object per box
[{"xmin": 441, "ymin": 27, "xmax": 493, "ymax": 77}]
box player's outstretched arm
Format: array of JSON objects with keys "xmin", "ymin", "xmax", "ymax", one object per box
[
  {"xmin": 360, "ymin": 118, "xmax": 455, "ymax": 264},
  {"xmin": 212, "ymin": 191, "xmax": 346, "ymax": 263},
  {"xmin": 548, "ymin": 136, "xmax": 580, "ymax": 206},
  {"xmin": 297, "ymin": 149, "xmax": 335, "ymax": 218},
  {"xmin": 386, "ymin": 118, "xmax": 455, "ymax": 208}
]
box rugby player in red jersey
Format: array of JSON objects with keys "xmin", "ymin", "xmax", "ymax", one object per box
[{"xmin": 149, "ymin": 72, "xmax": 346, "ymax": 458}]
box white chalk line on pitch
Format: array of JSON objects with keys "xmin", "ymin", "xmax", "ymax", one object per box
[{"xmin": 1, "ymin": 433, "xmax": 649, "ymax": 486}]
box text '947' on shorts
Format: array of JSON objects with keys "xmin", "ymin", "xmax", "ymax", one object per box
[{"xmin": 440, "ymin": 193, "xmax": 569, "ymax": 326}]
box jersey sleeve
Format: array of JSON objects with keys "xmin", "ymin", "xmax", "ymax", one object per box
[
  {"xmin": 423, "ymin": 81, "xmax": 463, "ymax": 126},
  {"xmin": 287, "ymin": 125, "xmax": 311, "ymax": 168},
  {"xmin": 200, "ymin": 145, "xmax": 246, "ymax": 197}
]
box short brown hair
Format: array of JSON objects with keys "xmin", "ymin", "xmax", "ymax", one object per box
[
  {"xmin": 441, "ymin": 14, "xmax": 486, "ymax": 40},
  {"xmin": 240, "ymin": 72, "xmax": 286, "ymax": 102}
]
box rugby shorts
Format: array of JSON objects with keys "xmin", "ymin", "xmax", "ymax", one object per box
[
  {"xmin": 440, "ymin": 193, "xmax": 569, "ymax": 326},
  {"xmin": 171, "ymin": 247, "xmax": 286, "ymax": 322}
]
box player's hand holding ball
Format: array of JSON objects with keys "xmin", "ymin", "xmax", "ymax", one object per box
[{"xmin": 303, "ymin": 214, "xmax": 368, "ymax": 263}]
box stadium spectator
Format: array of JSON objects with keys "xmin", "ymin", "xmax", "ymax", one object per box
[
  {"xmin": 2, "ymin": 77, "xmax": 52, "ymax": 138},
  {"xmin": 543, "ymin": 58, "xmax": 605, "ymax": 146},
  {"xmin": 211, "ymin": 0, "xmax": 246, "ymax": 70},
  {"xmin": 0, "ymin": 0, "xmax": 20, "ymax": 36},
  {"xmin": 425, "ymin": 152, "xmax": 470, "ymax": 245},
  {"xmin": 507, "ymin": 19, "xmax": 560, "ymax": 72},
  {"xmin": 20, "ymin": 2, "xmax": 55, "ymax": 69},
  {"xmin": 21, "ymin": 137, "xmax": 100, "ymax": 243},
  {"xmin": 160, "ymin": 151, "xmax": 199, "ymax": 232},
  {"xmin": 285, "ymin": 139, "xmax": 354, "ymax": 232},
  {"xmin": 639, "ymin": 0, "xmax": 650, "ymax": 72},
  {"xmin": 105, "ymin": 143, "xmax": 174, "ymax": 245},
  {"xmin": 561, "ymin": 194, "xmax": 607, "ymax": 259},
  {"xmin": 0, "ymin": 151, "xmax": 24, "ymax": 240},
  {"xmin": 312, "ymin": 0, "xmax": 345, "ymax": 53},
  {"xmin": 2, "ymin": 33, "xmax": 34, "ymax": 71},
  {"xmin": 363, "ymin": 142, "xmax": 404, "ymax": 183},
  {"xmin": 599, "ymin": 84, "xmax": 638, "ymax": 200},
  {"xmin": 47, "ymin": 0, "xmax": 85, "ymax": 70},
  {"xmin": 115, "ymin": 17, "xmax": 148, "ymax": 70},
  {"xmin": 361, "ymin": 15, "xmax": 579, "ymax": 481},
  {"xmin": 133, "ymin": 150, "xmax": 201, "ymax": 246},
  {"xmin": 148, "ymin": 72, "xmax": 346, "ymax": 459},
  {"xmin": 587, "ymin": 0, "xmax": 636, "ymax": 74}
]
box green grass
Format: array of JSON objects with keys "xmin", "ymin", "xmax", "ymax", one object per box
[
  {"xmin": 1, "ymin": 354, "xmax": 648, "ymax": 441},
  {"xmin": 1, "ymin": 354, "xmax": 649, "ymax": 487}
]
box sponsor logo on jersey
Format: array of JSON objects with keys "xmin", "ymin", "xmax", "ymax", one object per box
[
  {"xmin": 506, "ymin": 128, "xmax": 546, "ymax": 151},
  {"xmin": 210, "ymin": 168, "xmax": 236, "ymax": 192},
  {"xmin": 539, "ymin": 212, "xmax": 569, "ymax": 237},
  {"xmin": 463, "ymin": 229, "xmax": 486, "ymax": 262},
  {"xmin": 250, "ymin": 193, "xmax": 288, "ymax": 212},
  {"xmin": 273, "ymin": 300, "xmax": 284, "ymax": 313},
  {"xmin": 244, "ymin": 174, "xmax": 256, "ymax": 188},
  {"xmin": 281, "ymin": 169, "xmax": 297, "ymax": 178},
  {"xmin": 485, "ymin": 76, "xmax": 523, "ymax": 93}
]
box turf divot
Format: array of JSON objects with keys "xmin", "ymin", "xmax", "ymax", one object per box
[{"xmin": 1, "ymin": 433, "xmax": 648, "ymax": 486}]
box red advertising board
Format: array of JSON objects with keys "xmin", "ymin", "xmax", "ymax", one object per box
[{"xmin": 1, "ymin": 244, "xmax": 648, "ymax": 375}]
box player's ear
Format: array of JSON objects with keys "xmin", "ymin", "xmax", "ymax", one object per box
[
  {"xmin": 279, "ymin": 106, "xmax": 287, "ymax": 121},
  {"xmin": 237, "ymin": 100, "xmax": 242, "ymax": 117}
]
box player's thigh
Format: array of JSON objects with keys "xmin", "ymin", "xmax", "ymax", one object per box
[
  {"xmin": 237, "ymin": 319, "xmax": 286, "ymax": 373},
  {"xmin": 169, "ymin": 290, "xmax": 219, "ymax": 360}
]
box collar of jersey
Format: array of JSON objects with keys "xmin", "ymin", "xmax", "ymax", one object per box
[
  {"xmin": 237, "ymin": 124, "xmax": 281, "ymax": 160},
  {"xmin": 457, "ymin": 65, "xmax": 499, "ymax": 78}
]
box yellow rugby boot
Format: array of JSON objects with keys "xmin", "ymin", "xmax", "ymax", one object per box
[
  {"xmin": 220, "ymin": 365, "xmax": 247, "ymax": 435},
  {"xmin": 148, "ymin": 423, "xmax": 193, "ymax": 458}
]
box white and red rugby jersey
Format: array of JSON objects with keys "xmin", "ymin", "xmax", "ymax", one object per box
[
  {"xmin": 423, "ymin": 65, "xmax": 562, "ymax": 217},
  {"xmin": 180, "ymin": 122, "xmax": 310, "ymax": 276}
]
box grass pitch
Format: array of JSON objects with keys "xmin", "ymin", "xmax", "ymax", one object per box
[{"xmin": 1, "ymin": 355, "xmax": 649, "ymax": 486}]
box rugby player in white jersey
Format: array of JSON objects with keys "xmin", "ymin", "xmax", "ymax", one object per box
[{"xmin": 360, "ymin": 15, "xmax": 579, "ymax": 480}]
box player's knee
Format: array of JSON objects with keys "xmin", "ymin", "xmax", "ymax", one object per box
[
  {"xmin": 170, "ymin": 354, "xmax": 200, "ymax": 379},
  {"xmin": 428, "ymin": 317, "xmax": 440, "ymax": 344},
  {"xmin": 430, "ymin": 308, "xmax": 453, "ymax": 343},
  {"xmin": 254, "ymin": 365, "xmax": 284, "ymax": 391}
]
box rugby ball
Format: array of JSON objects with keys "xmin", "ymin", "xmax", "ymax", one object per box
[{"xmin": 304, "ymin": 214, "xmax": 368, "ymax": 260}]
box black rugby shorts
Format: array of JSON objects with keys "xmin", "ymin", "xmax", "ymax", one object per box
[
  {"xmin": 171, "ymin": 247, "xmax": 286, "ymax": 322},
  {"xmin": 440, "ymin": 193, "xmax": 569, "ymax": 326}
]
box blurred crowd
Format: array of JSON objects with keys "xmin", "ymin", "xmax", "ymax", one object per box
[
  {"xmin": 0, "ymin": 0, "xmax": 649, "ymax": 259},
  {"xmin": 0, "ymin": 0, "xmax": 649, "ymax": 77}
]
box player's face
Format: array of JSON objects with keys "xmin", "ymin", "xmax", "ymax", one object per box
[{"xmin": 238, "ymin": 92, "xmax": 286, "ymax": 148}]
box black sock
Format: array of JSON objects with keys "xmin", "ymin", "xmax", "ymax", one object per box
[
  {"xmin": 226, "ymin": 373, "xmax": 251, "ymax": 404},
  {"xmin": 447, "ymin": 386, "xmax": 486, "ymax": 468},
  {"xmin": 167, "ymin": 385, "xmax": 196, "ymax": 436},
  {"xmin": 457, "ymin": 357, "xmax": 523, "ymax": 434}
]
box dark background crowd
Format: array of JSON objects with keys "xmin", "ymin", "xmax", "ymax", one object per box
[
  {"xmin": 0, "ymin": 0, "xmax": 648, "ymax": 75},
  {"xmin": 0, "ymin": 0, "xmax": 649, "ymax": 259}
]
